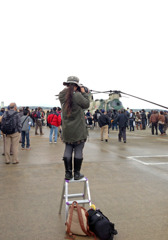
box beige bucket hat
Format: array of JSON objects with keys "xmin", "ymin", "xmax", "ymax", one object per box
[{"xmin": 63, "ymin": 76, "xmax": 80, "ymax": 86}]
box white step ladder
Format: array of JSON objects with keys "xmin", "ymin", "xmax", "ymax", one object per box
[{"xmin": 59, "ymin": 177, "xmax": 92, "ymax": 221}]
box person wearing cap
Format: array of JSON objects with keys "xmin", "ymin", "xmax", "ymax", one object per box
[
  {"xmin": 98, "ymin": 109, "xmax": 110, "ymax": 142},
  {"xmin": 59, "ymin": 76, "xmax": 90, "ymax": 180},
  {"xmin": 1, "ymin": 103, "xmax": 21, "ymax": 164}
]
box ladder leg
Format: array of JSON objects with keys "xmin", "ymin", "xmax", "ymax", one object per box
[
  {"xmin": 58, "ymin": 180, "xmax": 65, "ymax": 214},
  {"xmin": 65, "ymin": 181, "xmax": 69, "ymax": 221},
  {"xmin": 86, "ymin": 179, "xmax": 92, "ymax": 206},
  {"xmin": 83, "ymin": 181, "xmax": 86, "ymax": 207}
]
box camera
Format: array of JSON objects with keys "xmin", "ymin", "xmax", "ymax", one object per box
[
  {"xmin": 77, "ymin": 85, "xmax": 89, "ymax": 93},
  {"xmin": 83, "ymin": 86, "xmax": 89, "ymax": 93}
]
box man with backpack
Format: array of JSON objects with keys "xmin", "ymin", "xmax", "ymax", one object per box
[
  {"xmin": 31, "ymin": 108, "xmax": 37, "ymax": 127},
  {"xmin": 1, "ymin": 103, "xmax": 21, "ymax": 164},
  {"xmin": 35, "ymin": 107, "xmax": 44, "ymax": 135}
]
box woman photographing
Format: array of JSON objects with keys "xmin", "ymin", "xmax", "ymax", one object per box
[{"xmin": 59, "ymin": 76, "xmax": 90, "ymax": 180}]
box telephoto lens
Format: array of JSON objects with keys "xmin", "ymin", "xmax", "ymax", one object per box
[{"xmin": 83, "ymin": 86, "xmax": 89, "ymax": 93}]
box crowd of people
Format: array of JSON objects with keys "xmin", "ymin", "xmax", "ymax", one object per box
[
  {"xmin": 0, "ymin": 79, "xmax": 168, "ymax": 175},
  {"xmin": 0, "ymin": 102, "xmax": 168, "ymax": 165},
  {"xmin": 85, "ymin": 108, "xmax": 168, "ymax": 143},
  {"xmin": 0, "ymin": 103, "xmax": 62, "ymax": 164}
]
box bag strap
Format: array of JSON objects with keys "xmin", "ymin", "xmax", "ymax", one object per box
[
  {"xmin": 66, "ymin": 202, "xmax": 75, "ymax": 235},
  {"xmin": 22, "ymin": 116, "xmax": 29, "ymax": 127},
  {"xmin": 51, "ymin": 114, "xmax": 55, "ymax": 122},
  {"xmin": 49, "ymin": 113, "xmax": 56, "ymax": 124},
  {"xmin": 76, "ymin": 203, "xmax": 89, "ymax": 235},
  {"xmin": 65, "ymin": 202, "xmax": 78, "ymax": 240},
  {"xmin": 76, "ymin": 202, "xmax": 97, "ymax": 240}
]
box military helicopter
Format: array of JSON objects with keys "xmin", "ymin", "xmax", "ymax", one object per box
[
  {"xmin": 88, "ymin": 89, "xmax": 168, "ymax": 114},
  {"xmin": 88, "ymin": 90, "xmax": 124, "ymax": 114}
]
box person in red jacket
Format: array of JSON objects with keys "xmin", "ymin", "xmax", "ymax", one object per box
[{"xmin": 47, "ymin": 107, "xmax": 61, "ymax": 143}]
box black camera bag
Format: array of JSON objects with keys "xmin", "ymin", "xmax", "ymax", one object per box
[{"xmin": 87, "ymin": 209, "xmax": 118, "ymax": 240}]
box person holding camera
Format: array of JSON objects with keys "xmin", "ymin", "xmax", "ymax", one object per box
[{"xmin": 59, "ymin": 76, "xmax": 90, "ymax": 180}]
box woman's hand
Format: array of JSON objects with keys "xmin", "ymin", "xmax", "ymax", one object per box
[{"xmin": 80, "ymin": 87, "xmax": 85, "ymax": 93}]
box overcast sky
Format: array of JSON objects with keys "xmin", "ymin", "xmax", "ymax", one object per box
[{"xmin": 0, "ymin": 0, "xmax": 168, "ymax": 110}]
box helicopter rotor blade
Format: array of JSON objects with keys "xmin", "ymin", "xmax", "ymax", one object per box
[
  {"xmin": 93, "ymin": 90, "xmax": 122, "ymax": 94},
  {"xmin": 90, "ymin": 90, "xmax": 103, "ymax": 94},
  {"xmin": 99, "ymin": 90, "xmax": 114, "ymax": 93},
  {"xmin": 120, "ymin": 91, "xmax": 168, "ymax": 110},
  {"xmin": 121, "ymin": 95, "xmax": 129, "ymax": 98}
]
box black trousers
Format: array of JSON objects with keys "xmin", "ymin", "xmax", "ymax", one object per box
[
  {"xmin": 118, "ymin": 127, "xmax": 126, "ymax": 141},
  {"xmin": 63, "ymin": 142, "xmax": 85, "ymax": 159},
  {"xmin": 142, "ymin": 119, "xmax": 146, "ymax": 129},
  {"xmin": 152, "ymin": 123, "xmax": 158, "ymax": 135}
]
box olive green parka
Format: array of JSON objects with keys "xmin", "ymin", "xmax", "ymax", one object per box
[{"xmin": 59, "ymin": 88, "xmax": 90, "ymax": 143}]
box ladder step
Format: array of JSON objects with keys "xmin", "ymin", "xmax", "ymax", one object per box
[
  {"xmin": 67, "ymin": 177, "xmax": 88, "ymax": 183},
  {"xmin": 64, "ymin": 193, "xmax": 84, "ymax": 198},
  {"xmin": 66, "ymin": 199, "xmax": 90, "ymax": 205}
]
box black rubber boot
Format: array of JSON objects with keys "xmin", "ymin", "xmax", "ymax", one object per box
[
  {"xmin": 74, "ymin": 158, "xmax": 84, "ymax": 180},
  {"xmin": 63, "ymin": 157, "xmax": 73, "ymax": 180}
]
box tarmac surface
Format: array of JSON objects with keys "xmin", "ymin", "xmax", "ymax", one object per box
[{"xmin": 0, "ymin": 126, "xmax": 168, "ymax": 240}]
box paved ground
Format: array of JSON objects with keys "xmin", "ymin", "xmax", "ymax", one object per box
[{"xmin": 0, "ymin": 126, "xmax": 168, "ymax": 240}]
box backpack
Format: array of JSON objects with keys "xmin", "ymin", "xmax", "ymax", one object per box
[
  {"xmin": 87, "ymin": 209, "xmax": 118, "ymax": 240},
  {"xmin": 65, "ymin": 201, "xmax": 96, "ymax": 239},
  {"xmin": 1, "ymin": 112, "xmax": 18, "ymax": 135},
  {"xmin": 31, "ymin": 111, "xmax": 38, "ymax": 119}
]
